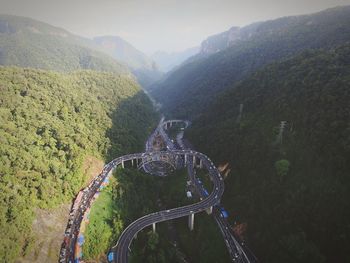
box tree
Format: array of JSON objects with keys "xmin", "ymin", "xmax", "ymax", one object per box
[
  {"xmin": 275, "ymin": 159, "xmax": 290, "ymax": 181},
  {"xmin": 146, "ymin": 231, "xmax": 159, "ymax": 251}
]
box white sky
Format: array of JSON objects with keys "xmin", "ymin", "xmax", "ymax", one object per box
[{"xmin": 1, "ymin": 0, "xmax": 350, "ymax": 54}]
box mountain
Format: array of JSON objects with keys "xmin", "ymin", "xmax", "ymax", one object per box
[
  {"xmin": 150, "ymin": 6, "xmax": 350, "ymax": 118},
  {"xmin": 0, "ymin": 67, "xmax": 158, "ymax": 262},
  {"xmin": 0, "ymin": 15, "xmax": 128, "ymax": 74},
  {"xmin": 0, "ymin": 15, "xmax": 163, "ymax": 262},
  {"xmin": 93, "ymin": 36, "xmax": 163, "ymax": 88},
  {"xmin": 93, "ymin": 35, "xmax": 155, "ymax": 70},
  {"xmin": 151, "ymin": 46, "xmax": 199, "ymax": 72},
  {"xmin": 200, "ymin": 26, "xmax": 241, "ymax": 54},
  {"xmin": 187, "ymin": 44, "xmax": 350, "ymax": 263},
  {"xmin": 0, "ymin": 15, "xmax": 165, "ymax": 88},
  {"xmin": 198, "ymin": 22, "xmax": 266, "ymax": 55}
]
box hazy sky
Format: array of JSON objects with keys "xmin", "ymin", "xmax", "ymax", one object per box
[{"xmin": 1, "ymin": 0, "xmax": 350, "ymax": 54}]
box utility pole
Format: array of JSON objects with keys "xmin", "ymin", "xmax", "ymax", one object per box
[
  {"xmin": 236, "ymin": 103, "xmax": 244, "ymax": 124},
  {"xmin": 276, "ymin": 121, "xmax": 287, "ymax": 144}
]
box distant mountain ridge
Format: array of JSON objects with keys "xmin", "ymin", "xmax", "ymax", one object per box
[
  {"xmin": 200, "ymin": 26, "xmax": 241, "ymax": 54},
  {"xmin": 93, "ymin": 35, "xmax": 163, "ymax": 88},
  {"xmin": 0, "ymin": 15, "xmax": 165, "ymax": 88},
  {"xmin": 93, "ymin": 35, "xmax": 156, "ymax": 70},
  {"xmin": 198, "ymin": 5, "xmax": 350, "ymax": 56},
  {"xmin": 0, "ymin": 14, "xmax": 128, "ymax": 74},
  {"xmin": 150, "ymin": 5, "xmax": 350, "ymax": 118},
  {"xmin": 151, "ymin": 46, "xmax": 199, "ymax": 72}
]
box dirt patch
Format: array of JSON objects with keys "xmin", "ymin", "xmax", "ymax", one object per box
[
  {"xmin": 82, "ymin": 155, "xmax": 105, "ymax": 186},
  {"xmin": 218, "ymin": 162, "xmax": 231, "ymax": 178},
  {"xmin": 16, "ymin": 203, "xmax": 70, "ymax": 263},
  {"xmin": 218, "ymin": 162, "xmax": 229, "ymax": 172}
]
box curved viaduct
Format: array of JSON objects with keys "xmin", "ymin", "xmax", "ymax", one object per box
[
  {"xmin": 111, "ymin": 150, "xmax": 224, "ymax": 263},
  {"xmin": 60, "ymin": 118, "xmax": 256, "ymax": 263}
]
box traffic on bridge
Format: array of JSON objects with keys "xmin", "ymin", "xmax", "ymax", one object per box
[{"xmin": 59, "ymin": 118, "xmax": 257, "ymax": 263}]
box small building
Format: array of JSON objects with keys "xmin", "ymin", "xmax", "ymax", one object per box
[{"xmin": 186, "ymin": 191, "xmax": 192, "ymax": 198}]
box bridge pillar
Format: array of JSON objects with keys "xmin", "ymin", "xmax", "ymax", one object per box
[
  {"xmin": 121, "ymin": 160, "xmax": 124, "ymax": 169},
  {"xmin": 175, "ymin": 156, "xmax": 180, "ymax": 169},
  {"xmin": 136, "ymin": 158, "xmax": 139, "ymax": 166},
  {"xmin": 170, "ymin": 122, "xmax": 172, "ymax": 128},
  {"xmin": 199, "ymin": 159, "xmax": 203, "ymax": 169},
  {"xmin": 184, "ymin": 154, "xmax": 188, "ymax": 166},
  {"xmin": 193, "ymin": 155, "xmax": 196, "ymax": 167},
  {"xmin": 131, "ymin": 159, "xmax": 134, "ymax": 167},
  {"xmin": 152, "ymin": 223, "xmax": 156, "ymax": 233},
  {"xmin": 188, "ymin": 213, "xmax": 194, "ymax": 231},
  {"xmin": 206, "ymin": 206, "xmax": 213, "ymax": 215}
]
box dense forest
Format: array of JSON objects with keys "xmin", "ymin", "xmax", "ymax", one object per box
[
  {"xmin": 150, "ymin": 6, "xmax": 350, "ymax": 119},
  {"xmin": 0, "ymin": 67, "xmax": 158, "ymax": 262},
  {"xmin": 187, "ymin": 45, "xmax": 350, "ymax": 262}
]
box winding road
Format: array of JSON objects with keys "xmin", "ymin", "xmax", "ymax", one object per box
[
  {"xmin": 111, "ymin": 150, "xmax": 224, "ymax": 263},
  {"xmin": 59, "ymin": 118, "xmax": 257, "ymax": 263}
]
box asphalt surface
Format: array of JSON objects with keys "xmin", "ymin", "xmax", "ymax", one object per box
[
  {"xmin": 111, "ymin": 149, "xmax": 225, "ymax": 262},
  {"xmin": 60, "ymin": 118, "xmax": 257, "ymax": 263}
]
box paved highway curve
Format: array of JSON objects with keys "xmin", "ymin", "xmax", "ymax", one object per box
[
  {"xmin": 172, "ymin": 121, "xmax": 257, "ymax": 263},
  {"xmin": 60, "ymin": 119, "xmax": 256, "ymax": 263},
  {"xmin": 111, "ymin": 150, "xmax": 225, "ymax": 262}
]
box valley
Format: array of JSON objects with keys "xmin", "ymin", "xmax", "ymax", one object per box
[{"xmin": 1, "ymin": 3, "xmax": 350, "ymax": 263}]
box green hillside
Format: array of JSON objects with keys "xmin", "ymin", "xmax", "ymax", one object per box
[
  {"xmin": 0, "ymin": 15, "xmax": 128, "ymax": 74},
  {"xmin": 0, "ymin": 67, "xmax": 158, "ymax": 262},
  {"xmin": 187, "ymin": 45, "xmax": 350, "ymax": 262},
  {"xmin": 151, "ymin": 6, "xmax": 350, "ymax": 118}
]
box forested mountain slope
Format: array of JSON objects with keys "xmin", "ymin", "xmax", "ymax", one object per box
[
  {"xmin": 187, "ymin": 45, "xmax": 350, "ymax": 263},
  {"xmin": 0, "ymin": 15, "xmax": 128, "ymax": 74},
  {"xmin": 0, "ymin": 67, "xmax": 158, "ymax": 262},
  {"xmin": 151, "ymin": 6, "xmax": 350, "ymax": 118}
]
